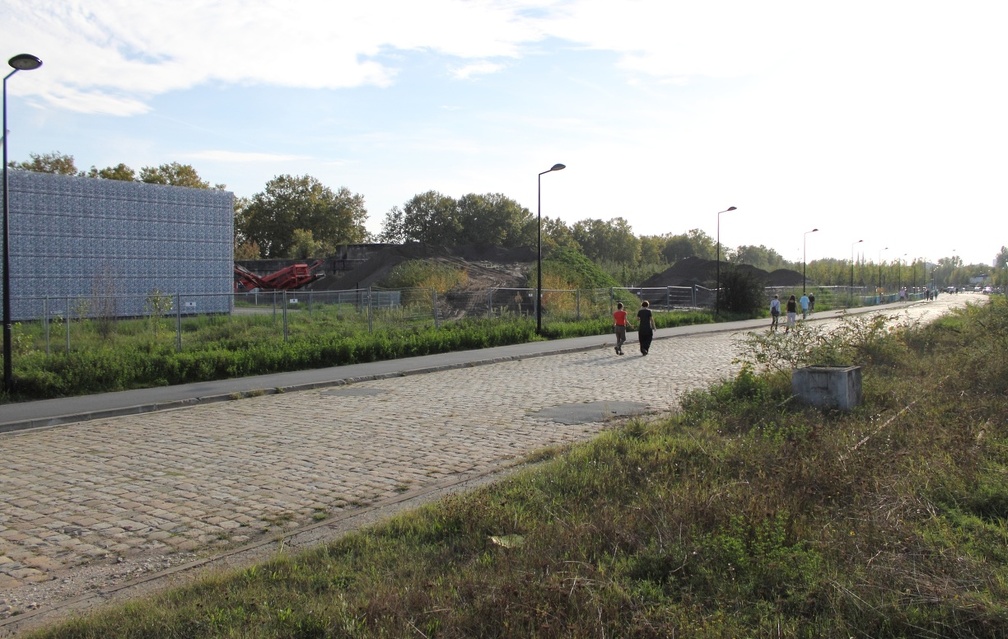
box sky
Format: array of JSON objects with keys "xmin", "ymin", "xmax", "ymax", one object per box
[{"xmin": 2, "ymin": 0, "xmax": 1006, "ymax": 268}]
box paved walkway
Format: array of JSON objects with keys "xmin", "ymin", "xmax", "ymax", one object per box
[{"xmin": 0, "ymin": 295, "xmax": 977, "ymax": 634}]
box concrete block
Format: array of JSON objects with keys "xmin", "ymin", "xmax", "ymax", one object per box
[{"xmin": 792, "ymin": 366, "xmax": 863, "ymax": 411}]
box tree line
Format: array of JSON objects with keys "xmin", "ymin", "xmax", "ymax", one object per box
[{"xmin": 9, "ymin": 151, "xmax": 1006, "ymax": 288}]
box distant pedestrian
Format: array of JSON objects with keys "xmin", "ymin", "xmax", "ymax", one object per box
[
  {"xmin": 612, "ymin": 302, "xmax": 632, "ymax": 355},
  {"xmin": 785, "ymin": 295, "xmax": 798, "ymax": 334},
  {"xmin": 799, "ymin": 292, "xmax": 810, "ymax": 320},
  {"xmin": 808, "ymin": 293, "xmax": 815, "ymax": 314},
  {"xmin": 636, "ymin": 300, "xmax": 656, "ymax": 355},
  {"xmin": 769, "ymin": 294, "xmax": 781, "ymax": 332}
]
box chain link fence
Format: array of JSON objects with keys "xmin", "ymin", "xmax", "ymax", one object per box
[
  {"xmin": 14, "ymin": 283, "xmax": 928, "ymax": 358},
  {"xmin": 13, "ymin": 285, "xmax": 704, "ymax": 356}
]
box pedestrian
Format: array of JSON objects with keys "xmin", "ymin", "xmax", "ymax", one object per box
[
  {"xmin": 808, "ymin": 293, "xmax": 815, "ymax": 314},
  {"xmin": 612, "ymin": 302, "xmax": 633, "ymax": 355},
  {"xmin": 799, "ymin": 292, "xmax": 810, "ymax": 320},
  {"xmin": 785, "ymin": 294, "xmax": 798, "ymax": 334},
  {"xmin": 769, "ymin": 294, "xmax": 781, "ymax": 332},
  {"xmin": 636, "ymin": 300, "xmax": 656, "ymax": 355}
]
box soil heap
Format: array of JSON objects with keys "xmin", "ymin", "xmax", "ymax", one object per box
[{"xmin": 639, "ymin": 256, "xmax": 803, "ymax": 288}]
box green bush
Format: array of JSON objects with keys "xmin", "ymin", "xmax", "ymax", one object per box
[{"xmin": 720, "ymin": 265, "xmax": 767, "ymax": 315}]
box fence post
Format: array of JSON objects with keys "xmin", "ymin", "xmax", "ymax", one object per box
[
  {"xmin": 175, "ymin": 293, "xmax": 182, "ymax": 351},
  {"xmin": 280, "ymin": 288, "xmax": 288, "ymax": 338},
  {"xmin": 272, "ymin": 290, "xmax": 278, "ymax": 322},
  {"xmin": 432, "ymin": 289, "xmax": 440, "ymax": 329},
  {"xmin": 367, "ymin": 287, "xmax": 374, "ymax": 334},
  {"xmin": 43, "ymin": 297, "xmax": 50, "ymax": 356},
  {"xmin": 488, "ymin": 288, "xmax": 493, "ymax": 319},
  {"xmin": 666, "ymin": 287, "xmax": 671, "ymax": 309},
  {"xmin": 65, "ymin": 296, "xmax": 71, "ymax": 353}
]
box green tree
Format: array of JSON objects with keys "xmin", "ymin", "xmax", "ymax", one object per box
[
  {"xmin": 456, "ymin": 193, "xmax": 533, "ymax": 247},
  {"xmin": 289, "ymin": 229, "xmax": 323, "ymax": 259},
  {"xmin": 139, "ymin": 162, "xmax": 216, "ymax": 189},
  {"xmin": 379, "ymin": 191, "xmax": 460, "ymax": 245},
  {"xmin": 9, "ymin": 151, "xmax": 80, "ymax": 175},
  {"xmin": 721, "ymin": 265, "xmax": 766, "ymax": 314},
  {"xmin": 535, "ymin": 216, "xmax": 579, "ymax": 254},
  {"xmin": 661, "ymin": 228, "xmax": 715, "ymax": 262},
  {"xmin": 86, "ymin": 163, "xmax": 137, "ymax": 181},
  {"xmin": 234, "ymin": 240, "xmax": 261, "ymax": 260},
  {"xmin": 638, "ymin": 235, "xmax": 668, "ymax": 266},
  {"xmin": 995, "ymin": 246, "xmax": 1008, "ymax": 270},
  {"xmin": 239, "ymin": 174, "xmax": 368, "ymax": 258},
  {"xmin": 571, "ymin": 217, "xmax": 640, "ymax": 264},
  {"xmin": 731, "ymin": 244, "xmax": 787, "ymax": 271}
]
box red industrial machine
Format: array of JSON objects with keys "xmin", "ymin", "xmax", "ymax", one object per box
[{"xmin": 234, "ymin": 260, "xmax": 325, "ymax": 291}]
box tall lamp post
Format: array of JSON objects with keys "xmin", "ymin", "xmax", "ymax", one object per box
[
  {"xmin": 850, "ymin": 238, "xmax": 862, "ymax": 306},
  {"xmin": 877, "ymin": 246, "xmax": 888, "ymax": 299},
  {"xmin": 802, "ymin": 228, "xmax": 818, "ymax": 294},
  {"xmin": 3, "ymin": 53, "xmax": 43, "ymax": 394},
  {"xmin": 898, "ymin": 253, "xmax": 907, "ymax": 293},
  {"xmin": 714, "ymin": 206, "xmax": 737, "ymax": 316},
  {"xmin": 536, "ymin": 163, "xmax": 565, "ymax": 335}
]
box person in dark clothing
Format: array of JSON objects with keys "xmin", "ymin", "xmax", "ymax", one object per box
[
  {"xmin": 636, "ymin": 300, "xmax": 656, "ymax": 355},
  {"xmin": 785, "ymin": 294, "xmax": 798, "ymax": 334}
]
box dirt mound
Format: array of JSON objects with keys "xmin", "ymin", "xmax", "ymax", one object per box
[
  {"xmin": 324, "ymin": 243, "xmax": 534, "ymax": 291},
  {"xmin": 640, "ymin": 256, "xmax": 803, "ymax": 288},
  {"xmin": 318, "ymin": 246, "xmax": 803, "ymax": 294},
  {"xmin": 767, "ymin": 269, "xmax": 804, "ymax": 287}
]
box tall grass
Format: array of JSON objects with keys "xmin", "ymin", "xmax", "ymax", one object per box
[{"xmin": 26, "ymin": 299, "xmax": 1008, "ymax": 638}]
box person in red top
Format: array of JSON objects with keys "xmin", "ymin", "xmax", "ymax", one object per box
[{"xmin": 612, "ymin": 302, "xmax": 633, "ymax": 355}]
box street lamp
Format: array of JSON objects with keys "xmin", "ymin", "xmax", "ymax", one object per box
[
  {"xmin": 714, "ymin": 206, "xmax": 737, "ymax": 316},
  {"xmin": 536, "ymin": 163, "xmax": 565, "ymax": 334},
  {"xmin": 850, "ymin": 238, "xmax": 862, "ymax": 306},
  {"xmin": 898, "ymin": 253, "xmax": 907, "ymax": 294},
  {"xmin": 877, "ymin": 246, "xmax": 888, "ymax": 299},
  {"xmin": 3, "ymin": 53, "xmax": 43, "ymax": 394},
  {"xmin": 802, "ymin": 228, "xmax": 818, "ymax": 294}
]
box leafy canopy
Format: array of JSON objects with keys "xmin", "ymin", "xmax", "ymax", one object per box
[{"xmin": 238, "ymin": 174, "xmax": 369, "ymax": 258}]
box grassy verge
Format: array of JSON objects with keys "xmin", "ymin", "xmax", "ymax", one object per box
[{"xmin": 26, "ymin": 297, "xmax": 1008, "ymax": 637}]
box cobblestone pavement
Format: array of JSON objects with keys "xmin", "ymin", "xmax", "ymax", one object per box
[{"xmin": 0, "ymin": 294, "xmax": 978, "ymax": 633}]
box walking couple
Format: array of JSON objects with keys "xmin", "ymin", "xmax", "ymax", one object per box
[{"xmin": 613, "ymin": 300, "xmax": 657, "ymax": 356}]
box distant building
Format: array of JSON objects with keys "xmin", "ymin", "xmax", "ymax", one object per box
[{"xmin": 4, "ymin": 171, "xmax": 233, "ymax": 320}]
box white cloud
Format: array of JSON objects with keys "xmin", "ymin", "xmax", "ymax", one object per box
[
  {"xmin": 2, "ymin": 0, "xmax": 807, "ymax": 117},
  {"xmin": 1, "ymin": 0, "xmax": 556, "ymax": 115},
  {"xmin": 187, "ymin": 150, "xmax": 311, "ymax": 163},
  {"xmin": 451, "ymin": 61, "xmax": 506, "ymax": 80}
]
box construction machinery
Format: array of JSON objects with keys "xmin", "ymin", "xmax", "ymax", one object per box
[{"xmin": 234, "ymin": 260, "xmax": 325, "ymax": 291}]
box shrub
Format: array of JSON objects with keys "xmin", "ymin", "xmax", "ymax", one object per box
[{"xmin": 720, "ymin": 265, "xmax": 766, "ymax": 315}]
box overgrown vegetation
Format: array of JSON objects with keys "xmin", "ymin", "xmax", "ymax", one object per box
[
  {"xmin": 26, "ymin": 299, "xmax": 1007, "ymax": 638},
  {"xmin": 380, "ymin": 260, "xmax": 469, "ymax": 293},
  {"xmin": 720, "ymin": 264, "xmax": 766, "ymax": 315},
  {"xmin": 541, "ymin": 246, "xmax": 620, "ymax": 290}
]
